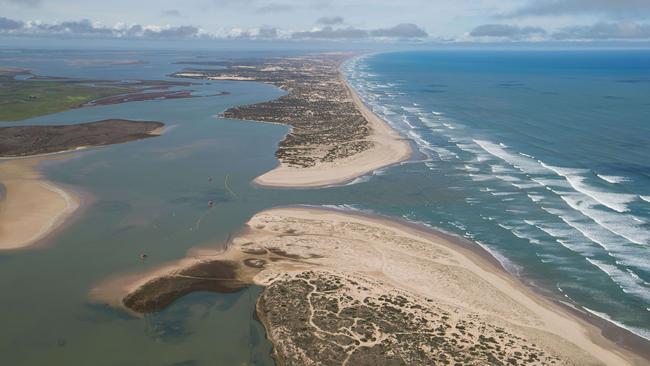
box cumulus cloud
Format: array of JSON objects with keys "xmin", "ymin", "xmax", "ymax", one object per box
[
  {"xmin": 370, "ymin": 23, "xmax": 428, "ymax": 38},
  {"xmin": 292, "ymin": 26, "xmax": 368, "ymax": 39},
  {"xmin": 553, "ymin": 21, "xmax": 650, "ymax": 40},
  {"xmin": 292, "ymin": 23, "xmax": 427, "ymax": 40},
  {"xmin": 227, "ymin": 25, "xmax": 281, "ymax": 40},
  {"xmin": 316, "ymin": 16, "xmax": 344, "ymax": 25},
  {"xmin": 506, "ymin": 0, "xmax": 650, "ymax": 18},
  {"xmin": 0, "ymin": 16, "xmax": 24, "ymax": 30},
  {"xmin": 0, "ymin": 17, "xmax": 202, "ymax": 39},
  {"xmin": 470, "ymin": 24, "xmax": 546, "ymax": 38},
  {"xmin": 143, "ymin": 25, "xmax": 199, "ymax": 38}
]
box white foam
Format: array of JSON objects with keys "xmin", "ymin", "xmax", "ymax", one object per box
[
  {"xmin": 561, "ymin": 194, "xmax": 650, "ymax": 245},
  {"xmin": 543, "ymin": 163, "xmax": 636, "ymax": 213},
  {"xmin": 640, "ymin": 196, "xmax": 650, "ymax": 203},
  {"xmin": 473, "ymin": 139, "xmax": 549, "ymax": 174},
  {"xmin": 597, "ymin": 174, "xmax": 629, "ymax": 184},
  {"xmin": 527, "ymin": 194, "xmax": 545, "ymax": 202},
  {"xmin": 586, "ymin": 258, "xmax": 650, "ymax": 304}
]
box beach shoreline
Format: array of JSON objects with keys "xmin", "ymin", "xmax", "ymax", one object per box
[
  {"xmin": 0, "ymin": 156, "xmax": 81, "ymax": 251},
  {"xmin": 92, "ymin": 205, "xmax": 649, "ymax": 365},
  {"xmin": 252, "ymin": 71, "xmax": 412, "ymax": 188}
]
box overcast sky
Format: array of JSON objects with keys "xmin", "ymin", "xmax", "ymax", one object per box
[{"xmin": 1, "ymin": 0, "xmax": 650, "ymax": 43}]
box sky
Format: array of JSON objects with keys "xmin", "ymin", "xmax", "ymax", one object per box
[{"xmin": 1, "ymin": 0, "xmax": 650, "ymax": 45}]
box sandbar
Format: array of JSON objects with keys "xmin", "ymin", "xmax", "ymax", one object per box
[
  {"xmin": 0, "ymin": 157, "xmax": 79, "ymax": 250},
  {"xmin": 92, "ymin": 206, "xmax": 647, "ymax": 365}
]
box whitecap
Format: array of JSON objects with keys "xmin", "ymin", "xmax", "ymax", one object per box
[
  {"xmin": 597, "ymin": 174, "xmax": 629, "ymax": 184},
  {"xmin": 543, "ymin": 163, "xmax": 636, "ymax": 213}
]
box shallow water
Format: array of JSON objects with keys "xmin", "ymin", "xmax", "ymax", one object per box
[{"xmin": 0, "ymin": 48, "xmax": 649, "ymax": 365}]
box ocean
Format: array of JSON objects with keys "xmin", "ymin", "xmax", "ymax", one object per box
[
  {"xmin": 345, "ymin": 50, "xmax": 650, "ymax": 340},
  {"xmin": 0, "ymin": 48, "xmax": 648, "ymax": 364}
]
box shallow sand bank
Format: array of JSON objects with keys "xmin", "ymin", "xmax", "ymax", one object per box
[
  {"xmin": 0, "ymin": 157, "xmax": 79, "ymax": 250},
  {"xmin": 253, "ymin": 77, "xmax": 412, "ymax": 188},
  {"xmin": 93, "ymin": 207, "xmax": 647, "ymax": 365}
]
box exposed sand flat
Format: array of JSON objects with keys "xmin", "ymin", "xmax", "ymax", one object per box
[
  {"xmin": 96, "ymin": 207, "xmax": 646, "ymax": 365},
  {"xmin": 0, "ymin": 157, "xmax": 79, "ymax": 250},
  {"xmin": 253, "ymin": 78, "xmax": 411, "ymax": 188}
]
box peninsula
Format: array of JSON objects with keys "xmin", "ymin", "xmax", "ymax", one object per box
[
  {"xmin": 93, "ymin": 207, "xmax": 646, "ymax": 366},
  {"xmin": 172, "ymin": 54, "xmax": 411, "ymax": 188}
]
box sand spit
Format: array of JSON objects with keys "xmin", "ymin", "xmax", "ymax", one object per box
[
  {"xmin": 174, "ymin": 53, "xmax": 412, "ymax": 188},
  {"xmin": 0, "ymin": 157, "xmax": 79, "ymax": 250},
  {"xmin": 93, "ymin": 207, "xmax": 645, "ymax": 365},
  {"xmin": 253, "ymin": 78, "xmax": 411, "ymax": 188}
]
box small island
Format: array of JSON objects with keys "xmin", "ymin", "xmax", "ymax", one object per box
[{"xmin": 0, "ymin": 119, "xmax": 163, "ymax": 157}]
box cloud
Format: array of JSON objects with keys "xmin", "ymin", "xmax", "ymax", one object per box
[
  {"xmin": 0, "ymin": 0, "xmax": 42, "ymax": 7},
  {"xmin": 316, "ymin": 16, "xmax": 344, "ymax": 25},
  {"xmin": 161, "ymin": 9, "xmax": 182, "ymax": 17},
  {"xmin": 0, "ymin": 17, "xmax": 202, "ymax": 39},
  {"xmin": 370, "ymin": 23, "xmax": 428, "ymax": 38},
  {"xmin": 553, "ymin": 21, "xmax": 650, "ymax": 40},
  {"xmin": 143, "ymin": 25, "xmax": 199, "ymax": 38},
  {"xmin": 506, "ymin": 0, "xmax": 650, "ymax": 18},
  {"xmin": 257, "ymin": 26, "xmax": 279, "ymax": 39},
  {"xmin": 292, "ymin": 26, "xmax": 368, "ymax": 39},
  {"xmin": 227, "ymin": 25, "xmax": 280, "ymax": 39},
  {"xmin": 0, "ymin": 16, "xmax": 24, "ymax": 30},
  {"xmin": 470, "ymin": 24, "xmax": 546, "ymax": 38},
  {"xmin": 291, "ymin": 23, "xmax": 427, "ymax": 40}
]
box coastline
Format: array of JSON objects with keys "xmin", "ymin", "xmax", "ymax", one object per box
[
  {"xmin": 251, "ymin": 67, "xmax": 412, "ymax": 188},
  {"xmin": 0, "ymin": 156, "xmax": 80, "ymax": 250},
  {"xmin": 93, "ymin": 206, "xmax": 648, "ymax": 365}
]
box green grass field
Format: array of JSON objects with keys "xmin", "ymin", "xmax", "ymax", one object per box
[{"xmin": 0, "ymin": 77, "xmax": 134, "ymax": 121}]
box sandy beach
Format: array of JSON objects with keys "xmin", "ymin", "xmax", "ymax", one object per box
[
  {"xmin": 0, "ymin": 157, "xmax": 79, "ymax": 250},
  {"xmin": 253, "ymin": 76, "xmax": 412, "ymax": 188},
  {"xmin": 93, "ymin": 206, "xmax": 647, "ymax": 365}
]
